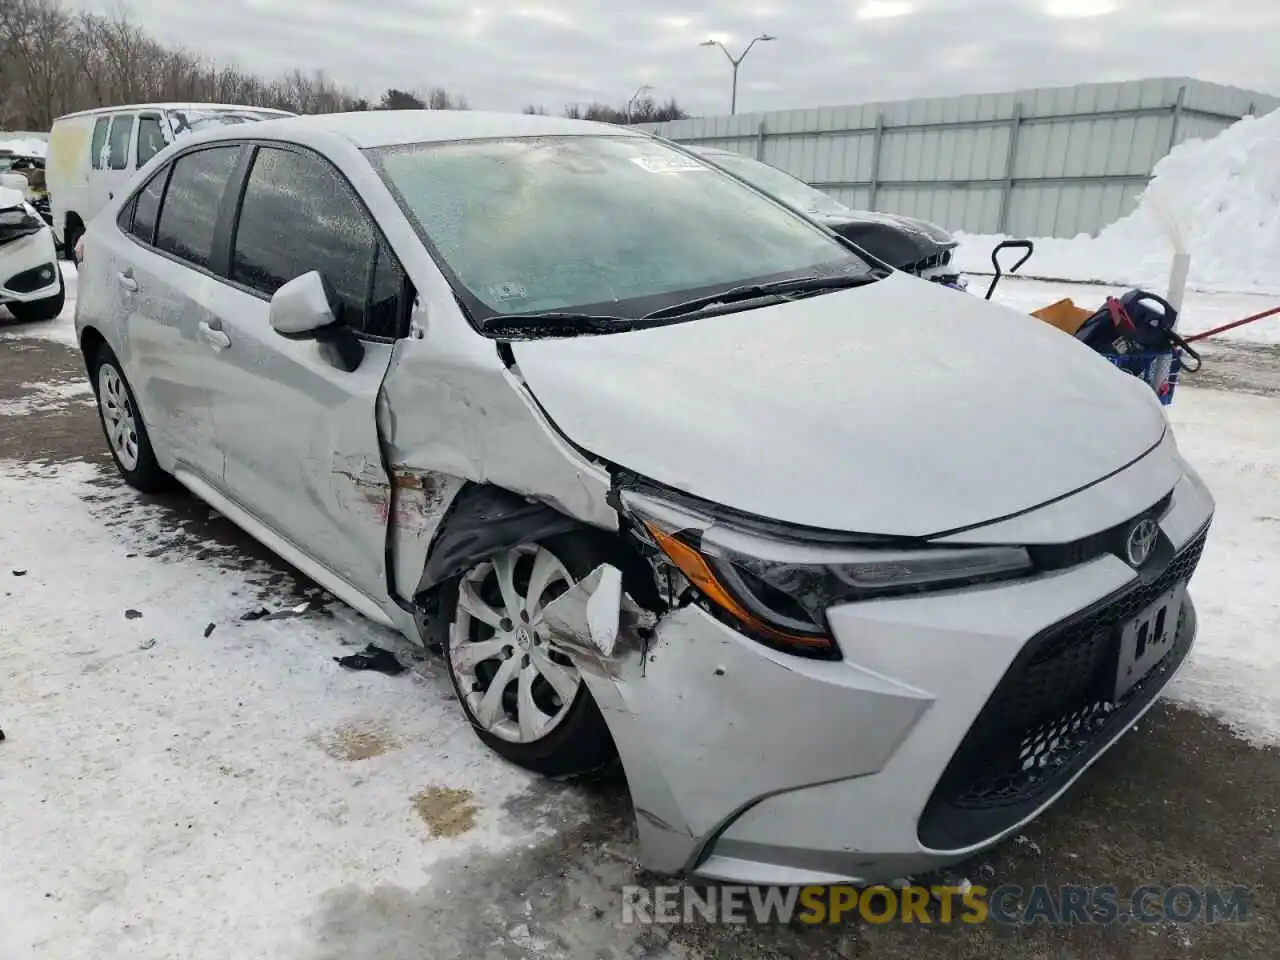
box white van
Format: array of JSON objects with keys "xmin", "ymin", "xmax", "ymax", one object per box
[{"xmin": 46, "ymin": 103, "xmax": 295, "ymax": 256}]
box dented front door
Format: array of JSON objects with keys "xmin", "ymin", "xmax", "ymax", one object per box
[{"xmin": 202, "ymin": 285, "xmax": 396, "ymax": 606}]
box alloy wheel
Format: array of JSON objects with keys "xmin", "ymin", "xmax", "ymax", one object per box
[
  {"xmin": 449, "ymin": 544, "xmax": 582, "ymax": 744},
  {"xmin": 97, "ymin": 363, "xmax": 139, "ymax": 471}
]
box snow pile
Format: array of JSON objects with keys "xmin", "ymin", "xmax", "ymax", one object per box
[
  {"xmin": 955, "ymin": 108, "xmax": 1280, "ymax": 295},
  {"xmin": 0, "ymin": 137, "xmax": 48, "ymax": 158}
]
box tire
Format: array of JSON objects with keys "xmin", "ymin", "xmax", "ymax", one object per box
[
  {"xmin": 6, "ymin": 275, "xmax": 65, "ymax": 323},
  {"xmin": 88, "ymin": 344, "xmax": 172, "ymax": 492},
  {"xmin": 438, "ymin": 532, "xmax": 625, "ymax": 777},
  {"xmin": 61, "ymin": 220, "xmax": 83, "ymax": 263}
]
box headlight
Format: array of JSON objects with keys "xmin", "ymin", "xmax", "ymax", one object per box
[{"xmin": 623, "ymin": 491, "xmax": 1032, "ymax": 659}]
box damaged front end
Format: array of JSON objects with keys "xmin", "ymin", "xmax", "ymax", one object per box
[
  {"xmin": 0, "ymin": 198, "xmax": 47, "ymax": 248},
  {"xmin": 537, "ymin": 483, "xmax": 934, "ymax": 880}
]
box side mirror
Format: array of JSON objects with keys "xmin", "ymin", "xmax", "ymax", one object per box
[{"xmin": 269, "ymin": 271, "xmax": 365, "ymax": 371}]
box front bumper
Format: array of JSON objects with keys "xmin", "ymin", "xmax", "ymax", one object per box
[
  {"xmin": 559, "ymin": 463, "xmax": 1214, "ymax": 886},
  {"xmin": 0, "ymin": 226, "xmax": 60, "ymax": 305}
]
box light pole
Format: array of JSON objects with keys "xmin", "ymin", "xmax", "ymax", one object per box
[
  {"xmin": 624, "ymin": 84, "xmax": 653, "ymax": 124},
  {"xmin": 700, "ymin": 34, "xmax": 775, "ymax": 115}
]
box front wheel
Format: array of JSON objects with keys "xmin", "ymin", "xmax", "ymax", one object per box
[{"xmin": 439, "ymin": 535, "xmax": 619, "ymax": 777}]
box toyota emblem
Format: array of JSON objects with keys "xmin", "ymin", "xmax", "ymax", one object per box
[{"xmin": 1124, "ymin": 518, "xmax": 1160, "ymax": 568}]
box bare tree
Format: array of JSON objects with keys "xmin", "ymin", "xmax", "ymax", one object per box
[
  {"xmin": 562, "ymin": 96, "xmax": 688, "ymax": 125},
  {"xmin": 0, "ymin": 0, "xmax": 469, "ymax": 128}
]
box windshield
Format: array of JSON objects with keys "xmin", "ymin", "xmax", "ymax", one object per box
[
  {"xmin": 701, "ymin": 151, "xmax": 855, "ymax": 219},
  {"xmin": 366, "ymin": 135, "xmax": 875, "ymax": 322},
  {"xmin": 168, "ymin": 109, "xmax": 291, "ymax": 136}
]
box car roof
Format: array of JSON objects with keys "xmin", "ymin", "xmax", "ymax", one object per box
[
  {"xmin": 187, "ymin": 110, "xmax": 648, "ymax": 149},
  {"xmin": 53, "ymin": 103, "xmax": 296, "ymax": 122}
]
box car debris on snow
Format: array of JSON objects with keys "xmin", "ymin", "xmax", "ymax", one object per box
[
  {"xmin": 333, "ymin": 643, "xmax": 407, "ymax": 676},
  {"xmin": 240, "ymin": 601, "xmax": 316, "ymax": 622},
  {"xmin": 125, "ymin": 608, "xmax": 143, "ymax": 620},
  {"xmin": 138, "ymin": 638, "xmax": 157, "ymax": 650},
  {"xmin": 203, "ymin": 623, "xmax": 216, "ymax": 638}
]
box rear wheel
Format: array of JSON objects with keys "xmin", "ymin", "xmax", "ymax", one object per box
[
  {"xmin": 6, "ymin": 275, "xmax": 65, "ymax": 323},
  {"xmin": 61, "ymin": 219, "xmax": 83, "ymax": 263},
  {"xmin": 439, "ymin": 534, "xmax": 620, "ymax": 777},
  {"xmin": 89, "ymin": 345, "xmax": 171, "ymax": 492}
]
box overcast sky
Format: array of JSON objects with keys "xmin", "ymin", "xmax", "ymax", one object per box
[{"xmin": 69, "ymin": 0, "xmax": 1280, "ymax": 115}]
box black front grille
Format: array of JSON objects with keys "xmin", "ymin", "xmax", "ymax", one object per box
[
  {"xmin": 1029, "ymin": 490, "xmax": 1173, "ymax": 571},
  {"xmin": 917, "ymin": 527, "xmax": 1208, "ymax": 851}
]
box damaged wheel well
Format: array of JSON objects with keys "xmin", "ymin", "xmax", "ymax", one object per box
[{"xmin": 413, "ymin": 482, "xmax": 662, "ymax": 634}]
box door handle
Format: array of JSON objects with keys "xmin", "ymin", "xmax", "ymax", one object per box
[
  {"xmin": 117, "ymin": 271, "xmax": 138, "ymax": 292},
  {"xmin": 198, "ymin": 320, "xmax": 231, "ymax": 350}
]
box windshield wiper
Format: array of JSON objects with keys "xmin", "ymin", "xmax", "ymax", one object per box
[
  {"xmin": 478, "ymin": 312, "xmax": 635, "ymax": 336},
  {"xmin": 642, "ymin": 273, "xmax": 879, "ymax": 321}
]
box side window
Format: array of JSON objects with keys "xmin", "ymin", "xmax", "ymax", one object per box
[
  {"xmin": 128, "ymin": 166, "xmax": 170, "ymax": 245},
  {"xmin": 90, "ymin": 117, "xmax": 110, "ymax": 170},
  {"xmin": 107, "ymin": 114, "xmax": 135, "ymax": 170},
  {"xmin": 136, "ymin": 115, "xmax": 167, "ymax": 167},
  {"xmin": 231, "ymin": 147, "xmax": 400, "ymax": 335},
  {"xmin": 154, "ymin": 146, "xmax": 243, "ymax": 269},
  {"xmin": 367, "ymin": 241, "xmax": 408, "ymax": 339}
]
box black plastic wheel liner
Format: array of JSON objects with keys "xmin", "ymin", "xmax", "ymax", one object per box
[{"xmin": 414, "ymin": 483, "xmax": 583, "ymax": 598}]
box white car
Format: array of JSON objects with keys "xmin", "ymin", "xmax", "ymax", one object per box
[
  {"xmin": 0, "ymin": 176, "xmax": 63, "ymax": 322},
  {"xmin": 73, "ymin": 111, "xmax": 1214, "ymax": 886}
]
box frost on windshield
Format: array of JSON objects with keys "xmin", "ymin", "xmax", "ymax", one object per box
[{"xmin": 371, "ymin": 136, "xmax": 871, "ymax": 320}]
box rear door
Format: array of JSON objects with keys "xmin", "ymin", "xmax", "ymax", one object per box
[
  {"xmin": 200, "ymin": 143, "xmax": 410, "ymax": 602},
  {"xmin": 111, "ymin": 144, "xmax": 246, "ymax": 484}
]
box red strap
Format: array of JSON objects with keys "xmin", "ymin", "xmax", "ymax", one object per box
[{"xmin": 1106, "ymin": 297, "xmax": 1136, "ymax": 332}]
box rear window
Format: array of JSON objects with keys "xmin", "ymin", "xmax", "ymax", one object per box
[
  {"xmin": 136, "ymin": 116, "xmax": 168, "ymax": 167},
  {"xmin": 90, "ymin": 117, "xmax": 110, "ymax": 170},
  {"xmin": 129, "ymin": 167, "xmax": 170, "ymax": 245},
  {"xmin": 107, "ymin": 115, "xmax": 135, "ymax": 170},
  {"xmin": 153, "ymin": 146, "xmax": 242, "ymax": 269}
]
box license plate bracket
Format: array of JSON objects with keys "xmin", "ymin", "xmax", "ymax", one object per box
[{"xmin": 1114, "ymin": 581, "xmax": 1186, "ymax": 702}]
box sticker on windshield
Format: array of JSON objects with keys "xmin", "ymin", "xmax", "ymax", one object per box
[
  {"xmin": 630, "ymin": 155, "xmax": 709, "ymax": 174},
  {"xmin": 488, "ymin": 281, "xmax": 528, "ymax": 302}
]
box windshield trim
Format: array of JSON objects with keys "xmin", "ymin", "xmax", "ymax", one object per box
[{"xmin": 364, "ymin": 134, "xmax": 877, "ymax": 337}]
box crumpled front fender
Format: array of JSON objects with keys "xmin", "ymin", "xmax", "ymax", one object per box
[{"xmin": 540, "ymin": 564, "xmax": 934, "ymax": 876}]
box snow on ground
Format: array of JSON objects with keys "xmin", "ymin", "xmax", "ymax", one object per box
[
  {"xmin": 1163, "ymin": 388, "xmax": 1280, "ymax": 747},
  {"xmin": 2, "ymin": 267, "xmax": 1278, "ymax": 957},
  {"xmin": 0, "ymin": 378, "xmax": 94, "ymax": 417},
  {"xmin": 955, "ymin": 107, "xmax": 1280, "ymax": 297},
  {"xmin": 0, "ymin": 459, "xmax": 594, "ymax": 960}
]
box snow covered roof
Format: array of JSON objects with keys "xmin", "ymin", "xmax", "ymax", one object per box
[
  {"xmin": 53, "ymin": 102, "xmax": 296, "ymax": 121},
  {"xmin": 232, "ymin": 110, "xmax": 646, "ymax": 148}
]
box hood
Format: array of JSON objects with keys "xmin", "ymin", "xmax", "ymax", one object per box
[
  {"xmin": 819, "ymin": 210, "xmax": 956, "ymax": 271},
  {"xmin": 0, "ymin": 192, "xmax": 47, "ymax": 246},
  {"xmin": 511, "ymin": 272, "xmax": 1168, "ymax": 538}
]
